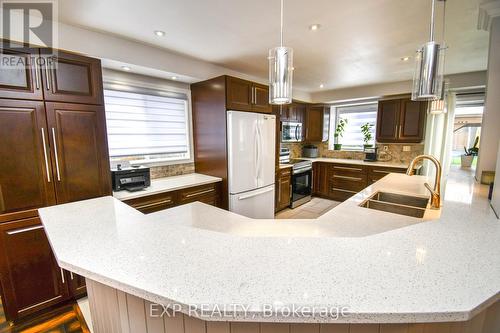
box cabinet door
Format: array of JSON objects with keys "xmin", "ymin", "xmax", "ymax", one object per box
[
  {"xmin": 40, "ymin": 51, "xmax": 104, "ymax": 105},
  {"xmin": 278, "ymin": 176, "xmax": 291, "ymax": 210},
  {"xmin": 376, "ymin": 99, "xmax": 401, "ymax": 143},
  {"xmin": 123, "ymin": 191, "xmax": 176, "ymax": 214},
  {"xmin": 226, "ymin": 77, "xmax": 253, "ymax": 111},
  {"xmin": 313, "ymin": 163, "xmax": 329, "ymax": 197},
  {"xmin": 398, "ymin": 99, "xmax": 426, "ymax": 142},
  {"xmin": 0, "ymin": 45, "xmax": 43, "ymax": 100},
  {"xmin": 305, "ymin": 106, "xmax": 324, "ymax": 142},
  {"xmin": 252, "ymin": 84, "xmax": 271, "ymax": 113},
  {"xmin": 45, "ymin": 103, "xmax": 111, "ymax": 204},
  {"xmin": 0, "ymin": 217, "xmax": 68, "ymax": 320},
  {"xmin": 177, "ymin": 183, "xmax": 219, "ymax": 206},
  {"xmin": 0, "ymin": 100, "xmax": 56, "ymax": 215},
  {"xmin": 67, "ymin": 271, "xmax": 87, "ymax": 299}
]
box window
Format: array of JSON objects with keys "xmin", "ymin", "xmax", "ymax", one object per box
[
  {"xmin": 104, "ymin": 89, "xmax": 191, "ymax": 164},
  {"xmin": 329, "ymin": 103, "xmax": 377, "ymax": 150}
]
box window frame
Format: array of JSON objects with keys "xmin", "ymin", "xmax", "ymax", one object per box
[
  {"xmin": 329, "ymin": 102, "xmax": 378, "ymax": 151},
  {"xmin": 103, "ymin": 79, "xmax": 194, "ymax": 167}
]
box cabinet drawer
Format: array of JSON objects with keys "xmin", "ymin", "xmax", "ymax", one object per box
[
  {"xmin": 278, "ymin": 168, "xmax": 292, "ymax": 178},
  {"xmin": 330, "ymin": 164, "xmax": 367, "ymax": 178},
  {"xmin": 328, "ymin": 185, "xmax": 357, "ymax": 201},
  {"xmin": 331, "ymin": 175, "xmax": 367, "ymax": 192},
  {"xmin": 178, "ymin": 183, "xmax": 218, "ymax": 205},
  {"xmin": 368, "ymin": 166, "xmax": 407, "ymax": 184},
  {"xmin": 123, "ymin": 192, "xmax": 176, "ymax": 214}
]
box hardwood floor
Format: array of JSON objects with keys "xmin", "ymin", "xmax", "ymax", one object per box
[{"xmin": 0, "ymin": 296, "xmax": 90, "ymax": 333}]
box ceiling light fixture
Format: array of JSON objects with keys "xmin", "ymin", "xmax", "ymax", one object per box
[
  {"xmin": 319, "ymin": 84, "xmax": 324, "ymax": 89},
  {"xmin": 171, "ymin": 76, "xmax": 178, "ymax": 80},
  {"xmin": 412, "ymin": 0, "xmax": 447, "ymax": 101},
  {"xmin": 309, "ymin": 24, "xmax": 321, "ymax": 31},
  {"xmin": 154, "ymin": 30, "xmax": 165, "ymax": 37},
  {"xmin": 269, "ymin": 0, "xmax": 293, "ymax": 105},
  {"xmin": 401, "ymin": 56, "xmax": 411, "ymax": 62},
  {"xmin": 121, "ymin": 66, "xmax": 131, "ymax": 71}
]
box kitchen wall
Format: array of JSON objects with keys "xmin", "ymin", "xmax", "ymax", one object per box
[{"xmin": 150, "ymin": 163, "xmax": 195, "ymax": 179}]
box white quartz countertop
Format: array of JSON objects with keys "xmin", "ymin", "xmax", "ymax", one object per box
[
  {"xmin": 301, "ymin": 157, "xmax": 415, "ymax": 169},
  {"xmin": 112, "ymin": 173, "xmax": 222, "ymax": 201},
  {"xmin": 39, "ymin": 173, "xmax": 500, "ymax": 324}
]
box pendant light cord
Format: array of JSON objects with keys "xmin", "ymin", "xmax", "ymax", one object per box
[{"xmin": 280, "ymin": 0, "xmax": 284, "ymax": 47}]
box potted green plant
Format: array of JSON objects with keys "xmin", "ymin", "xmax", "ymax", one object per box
[
  {"xmin": 333, "ymin": 119, "xmax": 348, "ymax": 150},
  {"xmin": 461, "ymin": 136, "xmax": 479, "ymax": 168},
  {"xmin": 361, "ymin": 122, "xmax": 374, "ymax": 149}
]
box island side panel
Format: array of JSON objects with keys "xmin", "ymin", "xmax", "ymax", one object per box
[{"xmin": 84, "ymin": 278, "xmax": 499, "ymax": 333}]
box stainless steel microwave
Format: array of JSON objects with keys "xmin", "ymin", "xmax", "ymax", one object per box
[{"xmin": 282, "ymin": 121, "xmax": 302, "ymax": 142}]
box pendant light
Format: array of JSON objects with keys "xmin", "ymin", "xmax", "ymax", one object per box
[
  {"xmin": 429, "ymin": 81, "xmax": 449, "ymax": 114},
  {"xmin": 269, "ymin": 0, "xmax": 293, "ymax": 105},
  {"xmin": 412, "ymin": 0, "xmax": 446, "ymax": 101}
]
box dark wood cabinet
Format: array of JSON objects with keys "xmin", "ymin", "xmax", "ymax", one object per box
[
  {"xmin": 280, "ymin": 101, "xmax": 306, "ymax": 122},
  {"xmin": 0, "ymin": 100, "xmax": 56, "ymax": 214},
  {"xmin": 225, "ymin": 76, "xmax": 271, "ymax": 113},
  {"xmin": 66, "ymin": 271, "xmax": 87, "ymax": 299},
  {"xmin": 0, "ymin": 45, "xmax": 43, "ymax": 100},
  {"xmin": 40, "ymin": 51, "xmax": 104, "ymax": 105},
  {"xmin": 312, "ymin": 162, "xmax": 329, "ymax": 197},
  {"xmin": 45, "ymin": 103, "xmax": 111, "ymax": 203},
  {"xmin": 376, "ymin": 98, "xmax": 427, "ymax": 143},
  {"xmin": 367, "ymin": 166, "xmax": 408, "ymax": 184},
  {"xmin": 305, "ymin": 105, "xmax": 329, "ymax": 142},
  {"xmin": 276, "ymin": 168, "xmax": 291, "ymax": 211},
  {"xmin": 0, "ymin": 217, "xmax": 68, "ymax": 319}
]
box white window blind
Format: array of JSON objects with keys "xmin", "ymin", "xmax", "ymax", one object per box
[
  {"xmin": 329, "ymin": 103, "xmax": 378, "ymax": 150},
  {"xmin": 104, "ymin": 89, "xmax": 190, "ymax": 161}
]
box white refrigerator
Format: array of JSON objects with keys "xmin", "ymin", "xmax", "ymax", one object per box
[{"xmin": 227, "ymin": 111, "xmax": 276, "ymax": 218}]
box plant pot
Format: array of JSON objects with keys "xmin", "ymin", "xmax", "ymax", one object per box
[
  {"xmin": 363, "ymin": 144, "xmax": 373, "ymax": 149},
  {"xmin": 334, "ymin": 144, "xmax": 342, "ymax": 151},
  {"xmin": 461, "ymin": 155, "xmax": 474, "ymax": 168}
]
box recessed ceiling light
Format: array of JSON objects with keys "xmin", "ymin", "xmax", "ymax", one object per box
[
  {"xmin": 309, "ymin": 24, "xmax": 321, "ymax": 31},
  {"xmin": 154, "ymin": 30, "xmax": 166, "ymax": 37},
  {"xmin": 401, "ymin": 56, "xmax": 411, "ymax": 62},
  {"xmin": 319, "ymin": 84, "xmax": 324, "ymax": 89},
  {"xmin": 171, "ymin": 76, "xmax": 178, "ymax": 80},
  {"xmin": 121, "ymin": 66, "xmax": 131, "ymax": 71}
]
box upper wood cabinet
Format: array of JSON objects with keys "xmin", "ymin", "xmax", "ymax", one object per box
[
  {"xmin": 0, "ymin": 44, "xmax": 43, "ymax": 100},
  {"xmin": 226, "ymin": 76, "xmax": 271, "ymax": 113},
  {"xmin": 0, "ymin": 100, "xmax": 56, "ymax": 214},
  {"xmin": 305, "ymin": 105, "xmax": 329, "ymax": 142},
  {"xmin": 376, "ymin": 97, "xmax": 427, "ymax": 143},
  {"xmin": 280, "ymin": 102, "xmax": 306, "ymax": 122},
  {"xmin": 45, "ymin": 102, "xmax": 111, "ymax": 203},
  {"xmin": 40, "ymin": 51, "xmax": 104, "ymax": 105}
]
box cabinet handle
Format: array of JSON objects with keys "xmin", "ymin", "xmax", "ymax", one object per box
[
  {"xmin": 6, "ymin": 225, "xmax": 43, "ymax": 235},
  {"xmin": 134, "ymin": 199, "xmax": 172, "ymax": 210},
  {"xmin": 278, "ymin": 182, "xmax": 281, "ymax": 203},
  {"xmin": 185, "ymin": 188, "xmax": 214, "ymax": 198},
  {"xmin": 34, "ymin": 57, "xmax": 40, "ymax": 90},
  {"xmin": 70, "ymin": 272, "xmax": 74, "ymax": 280},
  {"xmin": 60, "ymin": 268, "xmax": 65, "ymax": 284},
  {"xmin": 44, "ymin": 58, "xmax": 51, "ymax": 91},
  {"xmin": 333, "ymin": 175, "xmax": 363, "ymax": 181},
  {"xmin": 333, "ymin": 166, "xmax": 363, "ymax": 172},
  {"xmin": 51, "ymin": 128, "xmax": 61, "ymax": 181},
  {"xmin": 331, "ymin": 187, "xmax": 357, "ymax": 194},
  {"xmin": 252, "ymin": 87, "xmax": 256, "ymax": 104},
  {"xmin": 41, "ymin": 128, "xmax": 51, "ymax": 183},
  {"xmin": 372, "ymin": 170, "xmax": 391, "ymax": 174}
]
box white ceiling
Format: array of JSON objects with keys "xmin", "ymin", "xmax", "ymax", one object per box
[{"xmin": 58, "ymin": 0, "xmax": 489, "ymax": 92}]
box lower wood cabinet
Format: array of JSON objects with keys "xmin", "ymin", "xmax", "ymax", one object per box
[
  {"xmin": 122, "ymin": 182, "xmax": 222, "ymax": 214},
  {"xmin": 276, "ymin": 168, "xmax": 292, "ymax": 212},
  {"xmin": 312, "ymin": 162, "xmax": 329, "ymax": 197}
]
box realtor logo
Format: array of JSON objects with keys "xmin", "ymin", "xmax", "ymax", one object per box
[{"xmin": 1, "ymin": 0, "xmax": 58, "ymax": 52}]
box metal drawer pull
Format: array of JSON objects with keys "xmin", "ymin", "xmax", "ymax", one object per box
[
  {"xmin": 60, "ymin": 268, "xmax": 65, "ymax": 284},
  {"xmin": 331, "ymin": 187, "xmax": 357, "ymax": 194},
  {"xmin": 44, "ymin": 58, "xmax": 51, "ymax": 91},
  {"xmin": 135, "ymin": 199, "xmax": 172, "ymax": 210},
  {"xmin": 51, "ymin": 128, "xmax": 61, "ymax": 181},
  {"xmin": 333, "ymin": 175, "xmax": 363, "ymax": 181},
  {"xmin": 7, "ymin": 225, "xmax": 44, "ymax": 235},
  {"xmin": 185, "ymin": 188, "xmax": 214, "ymax": 198},
  {"xmin": 41, "ymin": 128, "xmax": 50, "ymax": 182},
  {"xmin": 372, "ymin": 170, "xmax": 391, "ymax": 174},
  {"xmin": 70, "ymin": 272, "xmax": 74, "ymax": 280},
  {"xmin": 333, "ymin": 166, "xmax": 363, "ymax": 172},
  {"xmin": 34, "ymin": 57, "xmax": 40, "ymax": 89}
]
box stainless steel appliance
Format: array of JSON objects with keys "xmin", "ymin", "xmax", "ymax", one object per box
[
  {"xmin": 303, "ymin": 145, "xmax": 319, "ymax": 158},
  {"xmin": 281, "ymin": 121, "xmax": 302, "ymax": 142},
  {"xmin": 279, "ymin": 147, "xmax": 290, "ymax": 164},
  {"xmin": 289, "ymin": 159, "xmax": 313, "ymax": 208},
  {"xmin": 364, "ymin": 147, "xmax": 378, "ymax": 162},
  {"xmin": 111, "ymin": 165, "xmax": 151, "ymax": 192}
]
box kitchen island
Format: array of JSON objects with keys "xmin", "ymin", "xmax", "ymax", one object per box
[{"xmin": 38, "ymin": 173, "xmax": 500, "ymax": 333}]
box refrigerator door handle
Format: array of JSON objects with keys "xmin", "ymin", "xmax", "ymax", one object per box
[{"xmin": 238, "ymin": 187, "xmax": 274, "ymax": 200}]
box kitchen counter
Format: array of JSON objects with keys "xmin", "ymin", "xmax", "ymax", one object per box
[
  {"xmin": 112, "ymin": 173, "xmax": 222, "ymax": 201},
  {"xmin": 38, "ymin": 172, "xmax": 500, "ymax": 325},
  {"xmin": 301, "ymin": 157, "xmax": 418, "ymax": 169}
]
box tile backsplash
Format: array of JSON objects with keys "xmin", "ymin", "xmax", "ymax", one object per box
[
  {"xmin": 150, "ymin": 162, "xmax": 195, "ymax": 179},
  {"xmin": 282, "ymin": 142, "xmax": 424, "ymax": 165}
]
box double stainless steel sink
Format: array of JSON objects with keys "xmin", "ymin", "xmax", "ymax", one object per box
[{"xmin": 360, "ymin": 191, "xmax": 429, "ymax": 218}]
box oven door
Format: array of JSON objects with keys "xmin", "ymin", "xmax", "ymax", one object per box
[
  {"xmin": 291, "ymin": 169, "xmax": 312, "ymax": 204},
  {"xmin": 282, "ymin": 122, "xmax": 302, "ymax": 142}
]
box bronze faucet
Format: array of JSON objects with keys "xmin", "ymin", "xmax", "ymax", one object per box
[{"xmin": 406, "ymin": 155, "xmax": 442, "ymax": 209}]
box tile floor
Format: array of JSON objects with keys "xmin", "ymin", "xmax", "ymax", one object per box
[{"xmin": 275, "ymin": 197, "xmax": 341, "ymax": 219}]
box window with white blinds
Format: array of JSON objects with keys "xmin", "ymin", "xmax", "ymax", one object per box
[
  {"xmin": 104, "ymin": 89, "xmax": 191, "ymax": 163},
  {"xmin": 329, "ymin": 103, "xmax": 378, "ymax": 150}
]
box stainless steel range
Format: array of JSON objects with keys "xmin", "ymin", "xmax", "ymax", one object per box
[{"xmin": 289, "ymin": 158, "xmax": 313, "ymax": 208}]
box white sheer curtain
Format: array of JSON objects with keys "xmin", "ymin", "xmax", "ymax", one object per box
[{"xmin": 423, "ymin": 92, "xmax": 456, "ymax": 195}]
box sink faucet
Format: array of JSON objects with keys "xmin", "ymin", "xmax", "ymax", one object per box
[{"xmin": 406, "ymin": 155, "xmax": 442, "ymax": 209}]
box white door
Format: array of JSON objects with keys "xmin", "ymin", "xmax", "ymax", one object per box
[{"xmin": 229, "ymin": 185, "xmax": 275, "ymax": 219}]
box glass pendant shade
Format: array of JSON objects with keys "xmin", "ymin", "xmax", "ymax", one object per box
[
  {"xmin": 429, "ymin": 99, "xmax": 446, "ymax": 114},
  {"xmin": 412, "ymin": 41, "xmax": 445, "ymax": 101},
  {"xmin": 269, "ymin": 46, "xmax": 293, "ymax": 105}
]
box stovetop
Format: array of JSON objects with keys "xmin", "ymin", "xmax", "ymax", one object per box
[{"xmin": 288, "ymin": 158, "xmax": 313, "ymax": 170}]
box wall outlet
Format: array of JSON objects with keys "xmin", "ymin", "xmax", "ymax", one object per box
[
  {"xmin": 402, "ymin": 146, "xmax": 411, "ymax": 152},
  {"xmin": 383, "ymin": 146, "xmax": 389, "ymax": 151}
]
